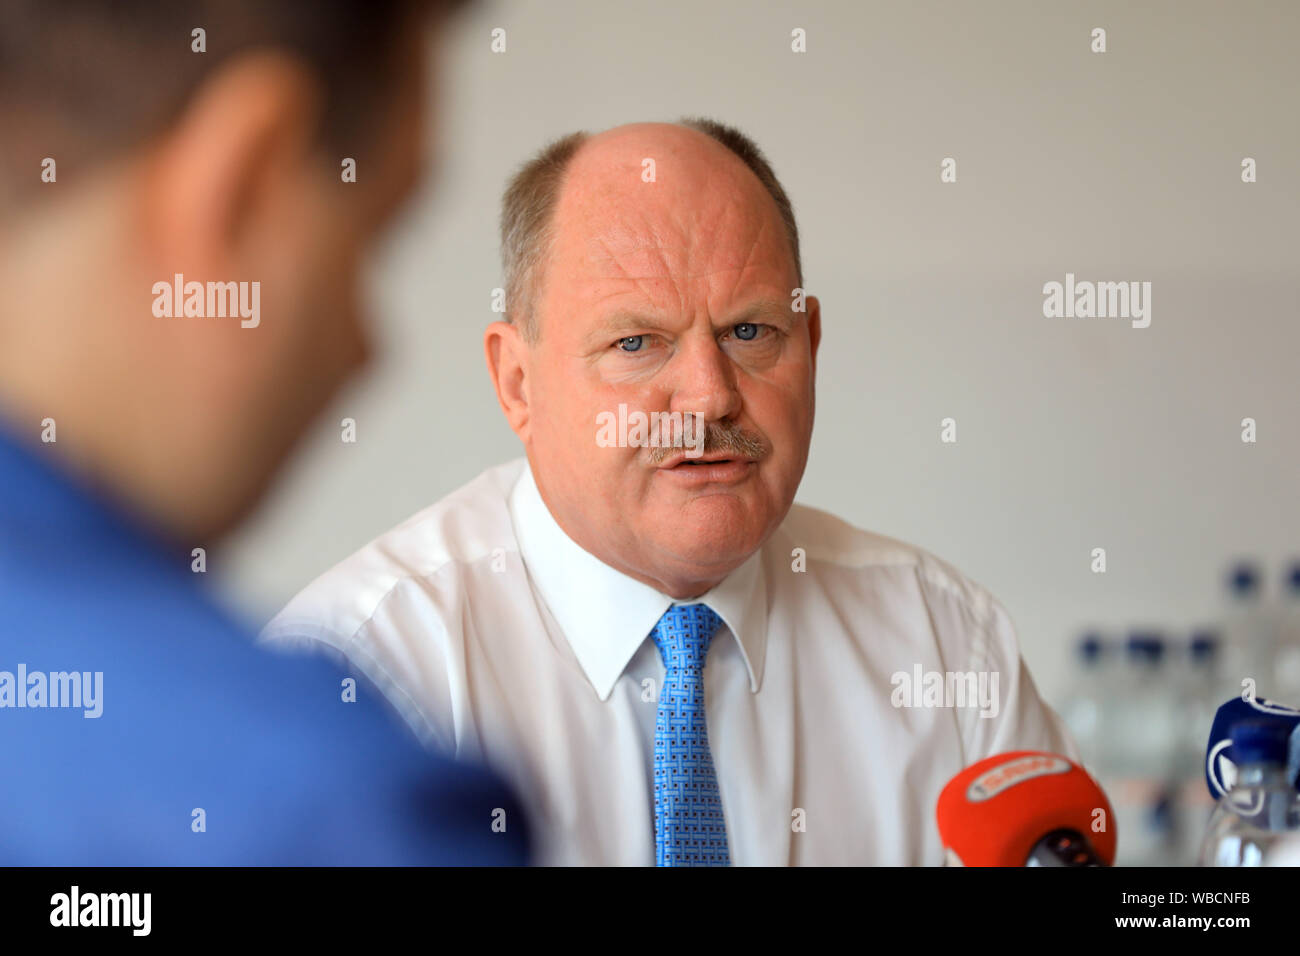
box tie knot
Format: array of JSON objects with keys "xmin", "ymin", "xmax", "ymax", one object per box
[{"xmin": 650, "ymin": 603, "xmax": 724, "ymax": 670}]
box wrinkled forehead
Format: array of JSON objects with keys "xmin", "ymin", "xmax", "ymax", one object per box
[{"xmin": 542, "ymin": 131, "xmax": 796, "ymax": 315}]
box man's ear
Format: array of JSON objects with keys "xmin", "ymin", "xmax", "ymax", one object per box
[
  {"xmin": 485, "ymin": 320, "xmax": 531, "ymax": 441},
  {"xmin": 139, "ymin": 51, "xmax": 322, "ymax": 272},
  {"xmin": 806, "ymin": 295, "xmax": 821, "ymax": 373}
]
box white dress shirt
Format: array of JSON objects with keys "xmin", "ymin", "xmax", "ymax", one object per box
[{"xmin": 261, "ymin": 458, "xmax": 1077, "ymax": 865}]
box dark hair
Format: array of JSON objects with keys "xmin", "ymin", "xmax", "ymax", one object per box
[{"xmin": 0, "ymin": 0, "xmax": 467, "ymax": 206}]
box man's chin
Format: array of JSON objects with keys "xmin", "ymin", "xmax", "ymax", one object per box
[
  {"xmin": 670, "ymin": 489, "xmax": 762, "ymax": 530},
  {"xmin": 653, "ymin": 525, "xmax": 762, "ymax": 580}
]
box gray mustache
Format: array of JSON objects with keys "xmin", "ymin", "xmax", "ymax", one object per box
[{"xmin": 646, "ymin": 420, "xmax": 768, "ymax": 465}]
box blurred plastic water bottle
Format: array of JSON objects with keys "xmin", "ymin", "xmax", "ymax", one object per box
[
  {"xmin": 1104, "ymin": 632, "xmax": 1179, "ymax": 865},
  {"xmin": 1173, "ymin": 631, "xmax": 1221, "ymax": 864},
  {"xmin": 1061, "ymin": 632, "xmax": 1110, "ymax": 774},
  {"xmin": 1199, "ymin": 720, "xmax": 1300, "ymax": 867},
  {"xmin": 1275, "ymin": 562, "xmax": 1300, "ymax": 704},
  {"xmin": 1222, "ymin": 561, "xmax": 1273, "ymax": 696}
]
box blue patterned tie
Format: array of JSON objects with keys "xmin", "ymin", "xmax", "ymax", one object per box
[{"xmin": 650, "ymin": 603, "xmax": 730, "ymax": 866}]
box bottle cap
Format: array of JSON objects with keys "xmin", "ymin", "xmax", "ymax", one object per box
[
  {"xmin": 1076, "ymin": 633, "xmax": 1105, "ymax": 664},
  {"xmin": 1189, "ymin": 630, "xmax": 1220, "ymax": 661},
  {"xmin": 1286, "ymin": 562, "xmax": 1300, "ymax": 594},
  {"xmin": 1125, "ymin": 632, "xmax": 1164, "ymax": 663},
  {"xmin": 1229, "ymin": 562, "xmax": 1261, "ymax": 597},
  {"xmin": 1230, "ymin": 719, "xmax": 1291, "ymax": 765}
]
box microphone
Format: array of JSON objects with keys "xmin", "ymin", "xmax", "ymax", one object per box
[
  {"xmin": 1204, "ymin": 696, "xmax": 1300, "ymax": 798},
  {"xmin": 936, "ymin": 751, "xmax": 1116, "ymax": 866}
]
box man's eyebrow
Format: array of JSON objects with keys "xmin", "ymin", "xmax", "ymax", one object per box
[
  {"xmin": 726, "ymin": 300, "xmax": 797, "ymax": 326},
  {"xmin": 589, "ymin": 312, "xmax": 675, "ymax": 336}
]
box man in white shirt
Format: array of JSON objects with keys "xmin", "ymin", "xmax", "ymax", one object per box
[{"xmin": 262, "ymin": 118, "xmax": 1077, "ymax": 865}]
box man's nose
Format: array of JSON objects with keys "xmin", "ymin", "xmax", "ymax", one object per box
[{"xmin": 668, "ymin": 335, "xmax": 742, "ymax": 423}]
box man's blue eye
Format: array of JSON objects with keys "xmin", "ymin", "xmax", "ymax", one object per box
[
  {"xmin": 734, "ymin": 323, "xmax": 760, "ymax": 341},
  {"xmin": 617, "ymin": 336, "xmax": 645, "ymax": 352}
]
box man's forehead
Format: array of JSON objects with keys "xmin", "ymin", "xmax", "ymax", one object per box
[
  {"xmin": 573, "ymin": 220, "xmax": 783, "ymax": 283},
  {"xmin": 548, "ymin": 126, "xmax": 791, "ymax": 284}
]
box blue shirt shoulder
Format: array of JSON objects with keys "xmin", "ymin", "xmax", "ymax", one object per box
[{"xmin": 0, "ymin": 430, "xmax": 527, "ymax": 865}]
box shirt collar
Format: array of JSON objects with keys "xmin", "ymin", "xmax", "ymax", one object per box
[{"xmin": 509, "ymin": 461, "xmax": 767, "ymax": 701}]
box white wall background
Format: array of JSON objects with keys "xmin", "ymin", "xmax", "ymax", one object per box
[{"xmin": 220, "ymin": 0, "xmax": 1300, "ymax": 707}]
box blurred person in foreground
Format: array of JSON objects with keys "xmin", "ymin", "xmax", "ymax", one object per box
[
  {"xmin": 264, "ymin": 120, "xmax": 1076, "ymax": 865},
  {"xmin": 0, "ymin": 0, "xmax": 526, "ymax": 864}
]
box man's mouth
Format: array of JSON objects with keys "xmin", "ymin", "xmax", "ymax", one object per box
[
  {"xmin": 658, "ymin": 452, "xmax": 749, "ymax": 469},
  {"xmin": 655, "ymin": 453, "xmax": 757, "ymax": 484}
]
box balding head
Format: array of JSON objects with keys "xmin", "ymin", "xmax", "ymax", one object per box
[{"xmin": 501, "ymin": 119, "xmax": 802, "ymax": 343}]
